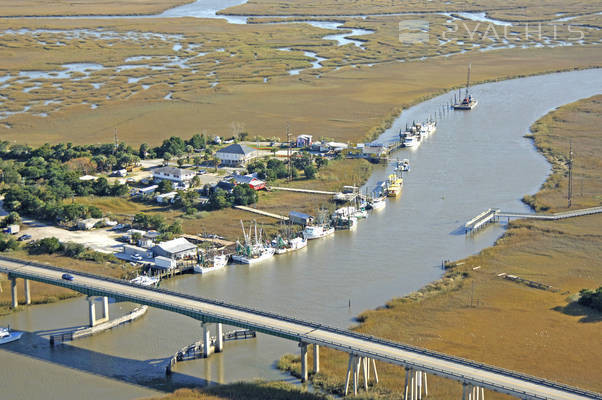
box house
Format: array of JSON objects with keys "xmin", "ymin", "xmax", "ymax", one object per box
[
  {"xmin": 296, "ymin": 134, "xmax": 313, "ymax": 148},
  {"xmin": 137, "ymin": 185, "xmax": 158, "ymax": 196},
  {"xmin": 152, "ymin": 237, "xmax": 197, "ymax": 259},
  {"xmin": 231, "ymin": 174, "xmax": 266, "ymax": 190},
  {"xmin": 152, "ymin": 166, "xmax": 195, "ymax": 184},
  {"xmin": 288, "ymin": 211, "xmax": 314, "ymax": 226},
  {"xmin": 156, "ymin": 191, "xmax": 177, "ymax": 204},
  {"xmin": 215, "ymin": 143, "xmax": 258, "ymax": 166},
  {"xmin": 310, "ymin": 141, "xmax": 330, "ymax": 153}
]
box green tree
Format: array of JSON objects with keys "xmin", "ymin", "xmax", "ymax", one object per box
[
  {"xmin": 304, "ymin": 164, "xmax": 317, "ymax": 179},
  {"xmin": 315, "ymin": 156, "xmax": 328, "ymax": 169},
  {"xmin": 157, "ymin": 179, "xmax": 174, "ymax": 194},
  {"xmin": 208, "ymin": 188, "xmax": 232, "ymax": 210},
  {"xmin": 28, "ymin": 237, "xmax": 62, "ymax": 254}
]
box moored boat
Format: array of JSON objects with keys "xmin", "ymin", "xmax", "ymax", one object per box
[
  {"xmin": 303, "ymin": 224, "xmax": 335, "ymax": 240},
  {"xmin": 0, "ymin": 326, "xmax": 23, "ymax": 345},
  {"xmin": 369, "ymin": 196, "xmax": 386, "ymax": 210},
  {"xmin": 232, "ymin": 221, "xmax": 275, "ymax": 265},
  {"xmin": 129, "ymin": 275, "xmax": 160, "ymax": 286},
  {"xmin": 273, "ymin": 235, "xmax": 308, "ymax": 254},
  {"xmin": 453, "ymin": 64, "xmax": 478, "ymax": 110},
  {"xmin": 194, "ymin": 254, "xmax": 228, "ymax": 273},
  {"xmin": 386, "ymin": 174, "xmax": 403, "ymax": 197}
]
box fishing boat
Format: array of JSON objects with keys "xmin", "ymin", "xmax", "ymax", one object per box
[
  {"xmin": 0, "ymin": 326, "xmax": 23, "ymax": 345},
  {"xmin": 387, "ymin": 173, "xmax": 403, "ymax": 197},
  {"xmin": 420, "ymin": 119, "xmax": 437, "ymax": 136},
  {"xmin": 397, "ymin": 159, "xmax": 410, "ymax": 172},
  {"xmin": 232, "ymin": 221, "xmax": 275, "ymax": 265},
  {"xmin": 453, "ymin": 64, "xmax": 478, "ymax": 110},
  {"xmin": 273, "ymin": 236, "xmax": 308, "ymax": 254},
  {"xmin": 333, "ymin": 186, "xmax": 359, "ymax": 203},
  {"xmin": 129, "ymin": 275, "xmax": 160, "ymax": 286},
  {"xmin": 303, "ymin": 224, "xmax": 335, "ymax": 240},
  {"xmin": 402, "ymin": 135, "xmax": 419, "ymax": 148},
  {"xmin": 193, "ymin": 253, "xmax": 228, "ymax": 273},
  {"xmin": 332, "ymin": 215, "xmax": 358, "ymax": 230},
  {"xmin": 369, "ymin": 196, "xmax": 386, "ymax": 210}
]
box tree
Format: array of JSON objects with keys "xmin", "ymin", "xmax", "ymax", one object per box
[
  {"xmin": 193, "ymin": 156, "xmax": 202, "ymax": 167},
  {"xmin": 157, "ymin": 179, "xmax": 174, "ymax": 194},
  {"xmin": 188, "ymin": 134, "xmax": 206, "ymax": 149},
  {"xmin": 208, "ymin": 188, "xmax": 232, "ymax": 210},
  {"xmin": 139, "ymin": 143, "xmax": 150, "ymax": 159},
  {"xmin": 191, "ymin": 175, "xmax": 201, "ymax": 188},
  {"xmin": 315, "ymin": 156, "xmax": 328, "ymax": 169},
  {"xmin": 232, "ymin": 184, "xmax": 257, "ymax": 206},
  {"xmin": 163, "ymin": 152, "xmax": 172, "ymax": 164},
  {"xmin": 28, "ymin": 237, "xmax": 62, "ymax": 254},
  {"xmin": 177, "ymin": 158, "xmax": 185, "ymax": 168},
  {"xmin": 304, "ymin": 164, "xmax": 317, "ymax": 179},
  {"xmin": 167, "ymin": 221, "xmax": 182, "ymax": 235},
  {"xmin": 5, "ymin": 211, "xmax": 21, "ymax": 226},
  {"xmin": 0, "ymin": 234, "xmax": 19, "ymax": 252}
]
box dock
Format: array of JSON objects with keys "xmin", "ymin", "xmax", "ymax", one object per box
[
  {"xmin": 269, "ymin": 186, "xmax": 337, "ymax": 195},
  {"xmin": 50, "ymin": 305, "xmax": 148, "ymax": 345},
  {"xmin": 180, "ymin": 234, "xmax": 234, "ymax": 247},
  {"xmin": 464, "ymin": 206, "xmax": 602, "ymax": 234},
  {"xmin": 233, "ymin": 205, "xmax": 289, "ymax": 221},
  {"xmin": 464, "ymin": 208, "xmax": 499, "ymax": 234},
  {"xmin": 166, "ymin": 329, "xmax": 256, "ymax": 375}
]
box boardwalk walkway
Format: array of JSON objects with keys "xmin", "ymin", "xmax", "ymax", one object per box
[{"xmin": 233, "ymin": 205, "xmax": 289, "ymax": 221}]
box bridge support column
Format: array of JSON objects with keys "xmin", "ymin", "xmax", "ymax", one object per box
[
  {"xmin": 299, "ymin": 343, "xmax": 308, "ymax": 382},
  {"xmin": 10, "ymin": 276, "xmax": 17, "ymax": 309},
  {"xmin": 215, "ymin": 323, "xmax": 224, "ymax": 353},
  {"xmin": 313, "ymin": 345, "xmax": 319, "ymax": 373},
  {"xmin": 344, "ymin": 354, "xmax": 354, "ymax": 396},
  {"xmin": 24, "ymin": 279, "xmax": 31, "ymax": 305},
  {"xmin": 202, "ymin": 322, "xmax": 213, "ymax": 358},
  {"xmin": 87, "ymin": 296, "xmax": 109, "ymax": 327}
]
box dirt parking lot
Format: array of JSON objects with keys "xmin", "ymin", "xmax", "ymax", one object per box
[{"xmin": 21, "ymin": 223, "xmax": 123, "ymax": 254}]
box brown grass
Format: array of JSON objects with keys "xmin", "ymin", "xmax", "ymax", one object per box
[
  {"xmin": 0, "ymin": 0, "xmax": 192, "ymax": 17},
  {"xmin": 277, "ymin": 95, "xmax": 602, "ymax": 399}
]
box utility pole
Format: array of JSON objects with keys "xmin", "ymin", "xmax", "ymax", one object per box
[
  {"xmin": 114, "ymin": 128, "xmax": 118, "ymax": 154},
  {"xmin": 287, "ymin": 124, "xmax": 292, "ymax": 182},
  {"xmin": 568, "ymin": 140, "xmax": 573, "ymax": 208}
]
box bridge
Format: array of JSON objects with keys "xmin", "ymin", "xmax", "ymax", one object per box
[{"xmin": 1, "ymin": 255, "xmax": 600, "ymax": 400}]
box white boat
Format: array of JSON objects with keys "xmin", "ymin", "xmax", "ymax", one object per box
[
  {"xmin": 193, "ymin": 254, "xmax": 228, "ymax": 273},
  {"xmin": 274, "ymin": 236, "xmax": 308, "ymax": 254},
  {"xmin": 403, "ymin": 135, "xmax": 419, "ymax": 148},
  {"xmin": 303, "ymin": 225, "xmax": 335, "ymax": 240},
  {"xmin": 232, "ymin": 245, "xmax": 275, "ymax": 264},
  {"xmin": 129, "ymin": 275, "xmax": 160, "ymax": 286},
  {"xmin": 0, "ymin": 326, "xmax": 23, "ymax": 345},
  {"xmin": 232, "ymin": 220, "xmax": 276, "ymax": 264},
  {"xmin": 397, "ymin": 159, "xmax": 410, "ymax": 172},
  {"xmin": 333, "ymin": 216, "xmax": 358, "ymax": 231},
  {"xmin": 370, "ymin": 197, "xmax": 386, "ymax": 210}
]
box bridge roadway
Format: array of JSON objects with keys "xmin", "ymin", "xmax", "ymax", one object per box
[{"xmin": 1, "ymin": 256, "xmax": 600, "ymax": 400}]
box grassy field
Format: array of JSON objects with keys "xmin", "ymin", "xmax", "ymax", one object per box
[
  {"xmin": 0, "ymin": 0, "xmax": 192, "ymax": 17},
  {"xmin": 276, "ymin": 95, "xmax": 602, "ymax": 399},
  {"xmin": 143, "ymin": 381, "xmax": 331, "ymax": 400}
]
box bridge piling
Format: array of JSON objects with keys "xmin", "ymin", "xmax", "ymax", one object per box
[
  {"xmin": 202, "ymin": 322, "xmax": 213, "ymax": 358},
  {"xmin": 10, "ymin": 275, "xmax": 17, "ymax": 309},
  {"xmin": 313, "ymin": 344, "xmax": 319, "ymax": 373},
  {"xmin": 215, "ymin": 323, "xmax": 224, "ymax": 353},
  {"xmin": 299, "ymin": 343, "xmax": 308, "ymax": 382},
  {"xmin": 24, "ymin": 279, "xmax": 31, "ymax": 305},
  {"xmin": 344, "ymin": 354, "xmax": 354, "ymax": 396}
]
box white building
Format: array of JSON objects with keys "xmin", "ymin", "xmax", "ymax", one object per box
[
  {"xmin": 153, "ymin": 238, "xmax": 197, "ymax": 259},
  {"xmin": 215, "ymin": 143, "xmax": 258, "ymax": 166},
  {"xmin": 296, "ymin": 134, "xmax": 313, "ymax": 147},
  {"xmin": 152, "ymin": 166, "xmax": 195, "ymax": 184},
  {"xmin": 156, "ymin": 191, "xmax": 177, "ymax": 204}
]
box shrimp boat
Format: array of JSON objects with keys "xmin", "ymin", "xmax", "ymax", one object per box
[
  {"xmin": 232, "ymin": 221, "xmax": 275, "ymax": 265},
  {"xmin": 303, "ymin": 210, "xmax": 335, "ymax": 240},
  {"xmin": 387, "ymin": 173, "xmax": 403, "ymax": 197},
  {"xmin": 0, "ymin": 326, "xmax": 23, "ymax": 345},
  {"xmin": 396, "ymin": 159, "xmax": 410, "ymax": 172},
  {"xmin": 273, "ymin": 235, "xmax": 307, "ymax": 254},
  {"xmin": 193, "ymin": 252, "xmax": 228, "ymax": 273},
  {"xmin": 453, "ymin": 64, "xmax": 478, "ymax": 110},
  {"xmin": 402, "ymin": 135, "xmax": 420, "ymax": 148}
]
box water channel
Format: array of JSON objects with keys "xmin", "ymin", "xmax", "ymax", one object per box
[{"xmin": 1, "ymin": 67, "xmax": 600, "ymax": 399}]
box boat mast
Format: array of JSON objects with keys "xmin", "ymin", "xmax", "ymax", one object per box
[{"xmin": 465, "ymin": 63, "xmax": 471, "ymax": 99}]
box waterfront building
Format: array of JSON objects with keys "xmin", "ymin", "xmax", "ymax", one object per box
[{"xmin": 216, "ymin": 144, "xmax": 258, "ymax": 166}]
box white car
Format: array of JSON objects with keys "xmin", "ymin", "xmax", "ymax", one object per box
[{"xmin": 131, "ymin": 254, "xmax": 143, "ymax": 261}]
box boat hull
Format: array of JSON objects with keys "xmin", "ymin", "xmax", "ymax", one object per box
[
  {"xmin": 0, "ymin": 331, "xmax": 23, "ymax": 344},
  {"xmin": 232, "ymin": 248, "xmax": 275, "ymax": 264},
  {"xmin": 453, "ymin": 100, "xmax": 478, "ymax": 110}
]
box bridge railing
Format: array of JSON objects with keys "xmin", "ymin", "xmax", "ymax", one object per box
[{"xmin": 1, "ymin": 255, "xmax": 600, "ymax": 399}]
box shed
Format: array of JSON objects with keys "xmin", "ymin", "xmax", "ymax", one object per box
[
  {"xmin": 77, "ymin": 218, "xmax": 101, "ymax": 230},
  {"xmin": 289, "ymin": 211, "xmax": 314, "ymax": 226}
]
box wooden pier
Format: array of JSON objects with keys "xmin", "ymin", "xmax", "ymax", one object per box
[
  {"xmin": 465, "ymin": 206, "xmax": 602, "ymax": 235},
  {"xmin": 166, "ymin": 329, "xmax": 256, "ymax": 375},
  {"xmin": 233, "ymin": 205, "xmax": 289, "ymax": 221},
  {"xmin": 269, "ymin": 186, "xmax": 337, "ymax": 195},
  {"xmin": 464, "ymin": 208, "xmax": 499, "ymax": 234}
]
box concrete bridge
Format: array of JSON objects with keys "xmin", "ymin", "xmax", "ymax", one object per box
[{"xmin": 1, "ymin": 256, "xmax": 600, "ymax": 400}]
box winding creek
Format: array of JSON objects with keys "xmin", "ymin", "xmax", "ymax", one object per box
[{"xmin": 0, "ymin": 68, "xmax": 601, "ymax": 399}]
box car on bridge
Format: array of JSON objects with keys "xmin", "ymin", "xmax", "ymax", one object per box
[{"xmin": 61, "ymin": 273, "xmax": 74, "ymax": 281}]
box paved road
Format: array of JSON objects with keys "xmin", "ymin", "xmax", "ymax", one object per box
[{"xmin": 1, "ymin": 257, "xmax": 600, "ymax": 400}]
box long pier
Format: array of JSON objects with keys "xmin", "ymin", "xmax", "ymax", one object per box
[
  {"xmin": 269, "ymin": 186, "xmax": 337, "ymax": 195},
  {"xmin": 233, "ymin": 205, "xmax": 289, "ymax": 221},
  {"xmin": 465, "ymin": 206, "xmax": 602, "ymax": 234},
  {"xmin": 1, "ymin": 256, "xmax": 600, "ymax": 400}
]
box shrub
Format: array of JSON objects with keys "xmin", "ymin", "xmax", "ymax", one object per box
[
  {"xmin": 578, "ymin": 287, "xmax": 602, "ymax": 311},
  {"xmin": 28, "ymin": 237, "xmax": 62, "ymax": 254}
]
